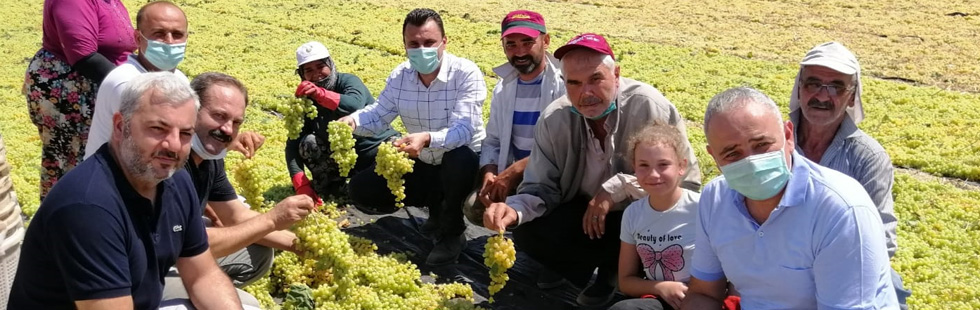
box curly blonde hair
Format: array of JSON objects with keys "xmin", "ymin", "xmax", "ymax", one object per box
[{"xmin": 626, "ymin": 123, "xmax": 688, "ymax": 168}]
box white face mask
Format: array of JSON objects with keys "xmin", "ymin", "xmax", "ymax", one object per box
[{"xmin": 191, "ymin": 133, "xmax": 228, "ymax": 160}]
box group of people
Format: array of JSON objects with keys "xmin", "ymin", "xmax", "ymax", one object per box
[{"xmin": 12, "ymin": 0, "xmax": 910, "ymax": 309}]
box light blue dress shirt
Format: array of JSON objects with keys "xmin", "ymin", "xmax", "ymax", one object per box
[{"xmin": 692, "ymin": 152, "xmax": 898, "ymax": 310}]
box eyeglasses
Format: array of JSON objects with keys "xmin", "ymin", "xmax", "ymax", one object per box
[{"xmin": 802, "ymin": 81, "xmax": 853, "ymax": 96}]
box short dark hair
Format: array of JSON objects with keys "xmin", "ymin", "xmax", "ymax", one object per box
[
  {"xmin": 190, "ymin": 72, "xmax": 249, "ymax": 108},
  {"xmin": 136, "ymin": 1, "xmax": 186, "ymax": 29},
  {"xmin": 402, "ymin": 8, "xmax": 445, "ymax": 38}
]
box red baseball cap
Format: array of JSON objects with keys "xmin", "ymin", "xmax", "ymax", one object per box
[
  {"xmin": 553, "ymin": 33, "xmax": 615, "ymax": 60},
  {"xmin": 501, "ymin": 10, "xmax": 546, "ymax": 38}
]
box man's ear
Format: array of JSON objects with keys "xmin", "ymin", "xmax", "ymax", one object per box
[
  {"xmin": 614, "ymin": 65, "xmax": 621, "ymax": 78},
  {"xmin": 542, "ymin": 33, "xmax": 551, "ymax": 47},
  {"xmin": 783, "ymin": 120, "xmax": 795, "ymax": 151},
  {"xmin": 112, "ymin": 113, "xmax": 124, "ymax": 143}
]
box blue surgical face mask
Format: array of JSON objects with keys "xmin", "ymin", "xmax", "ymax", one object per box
[
  {"xmin": 719, "ymin": 149, "xmax": 791, "ymax": 200},
  {"xmin": 570, "ymin": 101, "xmax": 617, "ymax": 120},
  {"xmin": 407, "ymin": 43, "xmax": 442, "ymax": 74},
  {"xmin": 140, "ymin": 32, "xmax": 185, "ymax": 71}
]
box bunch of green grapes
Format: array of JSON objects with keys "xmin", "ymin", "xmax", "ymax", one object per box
[
  {"xmin": 483, "ymin": 231, "xmax": 516, "ymax": 303},
  {"xmin": 374, "ymin": 142, "xmax": 413, "ymax": 208},
  {"xmin": 327, "ymin": 121, "xmax": 358, "ymax": 177},
  {"xmin": 232, "ymin": 158, "xmax": 268, "ymax": 207},
  {"xmin": 349, "ymin": 235, "xmax": 378, "ymax": 256},
  {"xmin": 272, "ymin": 97, "xmax": 318, "ymax": 140},
  {"xmin": 241, "ymin": 275, "xmax": 280, "ymax": 310}
]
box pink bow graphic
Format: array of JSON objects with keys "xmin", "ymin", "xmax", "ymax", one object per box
[{"xmin": 636, "ymin": 243, "xmax": 685, "ymax": 281}]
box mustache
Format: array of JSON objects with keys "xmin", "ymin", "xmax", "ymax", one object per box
[
  {"xmin": 209, "ymin": 129, "xmax": 232, "ymax": 143},
  {"xmin": 510, "ymin": 55, "xmax": 533, "ymax": 63},
  {"xmin": 153, "ymin": 149, "xmax": 178, "ymax": 161},
  {"xmin": 580, "ymin": 96, "xmax": 603, "ymax": 106},
  {"xmin": 807, "ymin": 98, "xmax": 833, "ymax": 110}
]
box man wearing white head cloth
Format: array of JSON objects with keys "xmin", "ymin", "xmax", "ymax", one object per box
[{"xmin": 790, "ymin": 41, "xmax": 910, "ymax": 309}]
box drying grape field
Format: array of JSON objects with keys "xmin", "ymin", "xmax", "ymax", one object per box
[{"xmin": 1, "ymin": 0, "xmax": 978, "ymax": 309}]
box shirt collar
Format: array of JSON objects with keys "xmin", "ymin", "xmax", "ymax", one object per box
[
  {"xmin": 777, "ymin": 151, "xmax": 810, "ymax": 208},
  {"xmin": 435, "ymin": 53, "xmax": 451, "ymax": 83}
]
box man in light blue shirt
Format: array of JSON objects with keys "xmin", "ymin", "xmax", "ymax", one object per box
[{"xmin": 683, "ymin": 87, "xmax": 897, "ymax": 310}]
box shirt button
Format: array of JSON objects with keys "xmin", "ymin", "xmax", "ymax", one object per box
[{"xmin": 758, "ymin": 231, "xmax": 764, "ymax": 237}]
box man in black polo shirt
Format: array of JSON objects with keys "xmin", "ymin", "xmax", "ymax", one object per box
[
  {"xmin": 9, "ymin": 72, "xmax": 243, "ymax": 309},
  {"xmin": 161, "ymin": 72, "xmax": 316, "ymax": 306}
]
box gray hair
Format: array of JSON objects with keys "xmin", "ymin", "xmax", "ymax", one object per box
[
  {"xmin": 703, "ymin": 87, "xmax": 782, "ymax": 135},
  {"xmin": 119, "ymin": 71, "xmax": 200, "ymax": 123},
  {"xmin": 560, "ymin": 51, "xmax": 616, "ymax": 74}
]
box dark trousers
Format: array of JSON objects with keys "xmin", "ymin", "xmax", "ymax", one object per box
[
  {"xmin": 348, "ymin": 146, "xmax": 479, "ymax": 238},
  {"xmin": 513, "ymin": 195, "xmax": 624, "ymax": 287}
]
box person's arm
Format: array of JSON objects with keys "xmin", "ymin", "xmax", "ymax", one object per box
[
  {"xmin": 334, "ymin": 74, "xmax": 374, "ymax": 115},
  {"xmin": 682, "ymin": 277, "xmax": 728, "ymax": 309},
  {"xmin": 285, "ymin": 137, "xmax": 305, "ymax": 177},
  {"xmin": 210, "ymin": 199, "xmax": 298, "ymax": 252},
  {"xmin": 856, "ymin": 150, "xmax": 898, "ymax": 257},
  {"xmin": 479, "ymin": 82, "xmax": 505, "ymax": 169},
  {"xmin": 351, "ymin": 72, "xmax": 401, "ymax": 136},
  {"xmin": 206, "ymin": 195, "xmax": 313, "ymax": 257},
  {"xmin": 175, "ymin": 249, "xmax": 242, "ymax": 310},
  {"xmin": 50, "ymin": 0, "xmax": 116, "ymax": 82},
  {"xmin": 600, "ymin": 173, "xmax": 647, "ymax": 204},
  {"xmin": 684, "ymin": 191, "xmax": 728, "ymax": 309},
  {"xmin": 75, "ymin": 296, "xmax": 133, "ymax": 310},
  {"xmin": 427, "ymin": 65, "xmax": 487, "ymax": 150},
  {"xmin": 813, "ymin": 203, "xmax": 893, "ymax": 309}
]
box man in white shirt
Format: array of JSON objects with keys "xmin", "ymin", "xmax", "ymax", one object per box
[
  {"xmin": 85, "ymin": 1, "xmax": 263, "ymax": 160},
  {"xmin": 339, "ymin": 8, "xmax": 487, "ymax": 267},
  {"xmin": 464, "ymin": 10, "xmax": 566, "ymax": 226}
]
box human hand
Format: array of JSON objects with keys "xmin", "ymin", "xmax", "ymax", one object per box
[
  {"xmin": 653, "ymin": 281, "xmax": 688, "ymax": 309},
  {"xmin": 337, "ymin": 116, "xmax": 357, "ymax": 131},
  {"xmin": 483, "ymin": 202, "xmax": 518, "ymax": 232},
  {"xmin": 489, "ymin": 167, "xmax": 521, "ymax": 202},
  {"xmin": 268, "ymin": 195, "xmax": 316, "ymax": 230},
  {"xmin": 229, "ymin": 131, "xmax": 266, "ymax": 159},
  {"xmin": 583, "ymin": 189, "xmax": 614, "ymax": 239},
  {"xmin": 393, "ymin": 132, "xmax": 430, "ymax": 158}
]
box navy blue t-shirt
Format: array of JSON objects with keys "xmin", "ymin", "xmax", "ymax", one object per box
[
  {"xmin": 184, "ymin": 157, "xmax": 238, "ymax": 207},
  {"xmin": 8, "ymin": 145, "xmax": 209, "ymax": 309}
]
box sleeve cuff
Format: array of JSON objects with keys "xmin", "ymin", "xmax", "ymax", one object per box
[
  {"xmin": 602, "ymin": 175, "xmax": 628, "ymax": 202},
  {"xmin": 429, "ymin": 131, "xmax": 447, "ymax": 148}
]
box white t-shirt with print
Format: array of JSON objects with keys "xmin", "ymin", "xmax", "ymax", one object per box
[{"xmin": 620, "ymin": 188, "xmax": 700, "ymax": 282}]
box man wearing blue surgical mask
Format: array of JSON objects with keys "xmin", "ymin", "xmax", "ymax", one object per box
[
  {"xmin": 338, "ymin": 8, "xmax": 487, "ymax": 267},
  {"xmin": 86, "ymin": 0, "xmax": 264, "ymax": 160},
  {"xmin": 482, "ymin": 33, "xmax": 701, "ymax": 307},
  {"xmin": 683, "ymin": 87, "xmax": 898, "ymax": 309}
]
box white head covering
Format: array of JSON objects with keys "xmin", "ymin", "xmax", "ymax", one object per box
[{"xmin": 789, "ymin": 41, "xmax": 864, "ymax": 124}]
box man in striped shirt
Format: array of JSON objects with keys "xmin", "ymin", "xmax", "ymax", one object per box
[
  {"xmin": 339, "ymin": 8, "xmax": 486, "ymax": 267},
  {"xmin": 465, "ymin": 10, "xmax": 566, "ymax": 227},
  {"xmin": 789, "ymin": 41, "xmax": 909, "ymax": 309}
]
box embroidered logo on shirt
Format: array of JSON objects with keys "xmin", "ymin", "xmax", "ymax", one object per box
[{"xmin": 172, "ymin": 225, "xmax": 183, "ymax": 233}]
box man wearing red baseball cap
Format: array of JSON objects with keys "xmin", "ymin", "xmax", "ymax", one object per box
[
  {"xmin": 467, "ymin": 8, "xmax": 565, "ymax": 248},
  {"xmin": 483, "ymin": 32, "xmax": 702, "ymax": 307}
]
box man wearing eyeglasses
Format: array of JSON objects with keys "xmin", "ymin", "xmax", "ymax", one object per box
[{"xmin": 789, "ymin": 41, "xmax": 909, "ymax": 309}]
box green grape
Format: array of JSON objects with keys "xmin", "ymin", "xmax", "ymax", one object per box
[
  {"xmin": 273, "ymin": 97, "xmax": 318, "ymax": 140},
  {"xmin": 327, "ymin": 121, "xmax": 358, "ymax": 177},
  {"xmin": 483, "ymin": 231, "xmax": 516, "ymax": 303},
  {"xmin": 231, "ymin": 158, "xmax": 275, "ymax": 209},
  {"xmin": 374, "ymin": 142, "xmax": 413, "ymax": 208},
  {"xmin": 241, "ymin": 275, "xmax": 280, "ymax": 310}
]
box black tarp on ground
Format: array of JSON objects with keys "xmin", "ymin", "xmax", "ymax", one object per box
[{"xmin": 337, "ymin": 205, "xmax": 626, "ymax": 310}]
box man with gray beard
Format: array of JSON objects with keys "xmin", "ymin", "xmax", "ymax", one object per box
[{"xmin": 9, "ymin": 72, "xmax": 243, "ymax": 309}]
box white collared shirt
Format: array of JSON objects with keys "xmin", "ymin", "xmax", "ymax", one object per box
[{"xmin": 351, "ymin": 52, "xmax": 487, "ymax": 165}]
